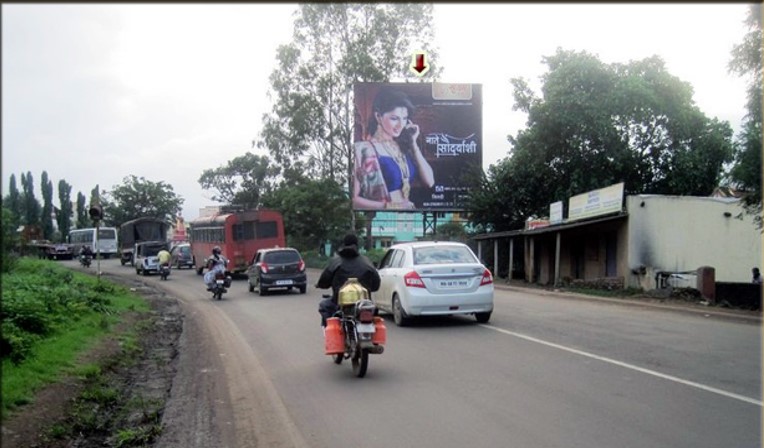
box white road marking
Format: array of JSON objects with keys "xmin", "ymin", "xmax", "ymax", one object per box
[{"xmin": 480, "ymin": 324, "xmax": 763, "ymax": 407}]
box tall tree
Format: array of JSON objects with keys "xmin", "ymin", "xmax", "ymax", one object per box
[
  {"xmin": 20, "ymin": 171, "xmax": 41, "ymax": 228},
  {"xmin": 259, "ymin": 4, "xmax": 441, "ymax": 226},
  {"xmin": 40, "ymin": 171, "xmax": 54, "ymax": 240},
  {"xmin": 198, "ymin": 152, "xmax": 280, "ymax": 208},
  {"xmin": 261, "ymin": 177, "xmax": 353, "ymax": 252},
  {"xmin": 728, "ymin": 4, "xmax": 762, "ymax": 227},
  {"xmin": 5, "ymin": 174, "xmax": 21, "ymax": 231},
  {"xmin": 57, "ymin": 180, "xmax": 73, "ymax": 241},
  {"xmin": 102, "ymin": 175, "xmax": 184, "ymax": 226},
  {"xmin": 469, "ymin": 49, "xmax": 734, "ymax": 229},
  {"xmin": 75, "ymin": 192, "xmax": 88, "ymax": 229}
]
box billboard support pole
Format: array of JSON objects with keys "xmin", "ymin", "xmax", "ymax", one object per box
[{"xmin": 422, "ymin": 212, "xmax": 437, "ymax": 239}]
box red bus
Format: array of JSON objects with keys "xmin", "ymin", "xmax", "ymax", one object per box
[{"xmin": 189, "ymin": 209, "xmax": 285, "ymax": 275}]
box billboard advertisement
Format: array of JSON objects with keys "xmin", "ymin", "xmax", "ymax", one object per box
[
  {"xmin": 352, "ymin": 82, "xmax": 482, "ymax": 212},
  {"xmin": 567, "ymin": 182, "xmax": 625, "ymax": 222}
]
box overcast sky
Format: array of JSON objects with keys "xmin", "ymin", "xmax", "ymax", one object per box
[{"xmin": 2, "ymin": 3, "xmax": 751, "ymax": 221}]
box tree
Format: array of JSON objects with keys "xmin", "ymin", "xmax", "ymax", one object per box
[
  {"xmin": 20, "ymin": 171, "xmax": 41, "ymax": 228},
  {"xmin": 4, "ymin": 174, "xmax": 21, "ymax": 231},
  {"xmin": 259, "ymin": 4, "xmax": 441, "ymax": 226},
  {"xmin": 468, "ymin": 49, "xmax": 735, "ymax": 229},
  {"xmin": 261, "ymin": 177, "xmax": 353, "ymax": 251},
  {"xmin": 728, "ymin": 4, "xmax": 762, "ymax": 227},
  {"xmin": 102, "ymin": 175, "xmax": 184, "ymax": 226},
  {"xmin": 57, "ymin": 180, "xmax": 73, "ymax": 241},
  {"xmin": 40, "ymin": 171, "xmax": 54, "ymax": 240},
  {"xmin": 198, "ymin": 152, "xmax": 280, "ymax": 208},
  {"xmin": 75, "ymin": 192, "xmax": 88, "ymax": 229}
]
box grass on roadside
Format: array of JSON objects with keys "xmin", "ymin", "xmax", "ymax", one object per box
[{"xmin": 1, "ymin": 258, "xmax": 149, "ymax": 419}]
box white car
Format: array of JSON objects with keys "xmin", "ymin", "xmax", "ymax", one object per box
[{"xmin": 373, "ymin": 241, "xmax": 494, "ymax": 326}]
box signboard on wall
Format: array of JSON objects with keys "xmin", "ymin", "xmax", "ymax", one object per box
[
  {"xmin": 352, "ymin": 82, "xmax": 482, "ymax": 212},
  {"xmin": 567, "ymin": 182, "xmax": 625, "ymax": 222},
  {"xmin": 550, "ymin": 201, "xmax": 563, "ymax": 224}
]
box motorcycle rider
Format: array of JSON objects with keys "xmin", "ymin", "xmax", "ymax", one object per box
[
  {"xmin": 203, "ymin": 246, "xmax": 227, "ymax": 291},
  {"xmin": 157, "ymin": 247, "xmax": 171, "ymax": 269},
  {"xmin": 316, "ymin": 233, "xmax": 381, "ymax": 327},
  {"xmin": 79, "ymin": 245, "xmax": 94, "ymax": 264}
]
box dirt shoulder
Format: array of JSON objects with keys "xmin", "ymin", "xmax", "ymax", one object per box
[{"xmin": 1, "ymin": 276, "xmax": 183, "ymax": 448}]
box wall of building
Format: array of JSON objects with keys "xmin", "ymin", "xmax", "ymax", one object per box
[{"xmin": 625, "ymin": 195, "xmax": 761, "ymax": 287}]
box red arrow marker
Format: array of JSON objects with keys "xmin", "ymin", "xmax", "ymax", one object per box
[{"xmin": 411, "ymin": 52, "xmax": 429, "ymax": 76}]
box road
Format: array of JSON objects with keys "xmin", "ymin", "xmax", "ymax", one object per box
[{"xmin": 87, "ymin": 259, "xmax": 762, "ymax": 448}]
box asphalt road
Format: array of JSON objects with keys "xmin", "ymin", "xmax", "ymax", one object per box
[{"xmin": 85, "ymin": 260, "xmax": 762, "ymax": 448}]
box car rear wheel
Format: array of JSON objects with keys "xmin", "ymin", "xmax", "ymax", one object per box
[
  {"xmin": 475, "ymin": 312, "xmax": 491, "ymax": 323},
  {"xmin": 392, "ymin": 295, "xmax": 410, "ymax": 327},
  {"xmin": 257, "ymin": 279, "xmax": 268, "ymax": 296},
  {"xmin": 299, "ymin": 285, "xmax": 307, "ymax": 294}
]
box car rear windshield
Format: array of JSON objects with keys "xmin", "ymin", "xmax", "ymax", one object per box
[
  {"xmin": 413, "ymin": 246, "xmax": 477, "ymax": 265},
  {"xmin": 264, "ymin": 250, "xmax": 300, "ymax": 264}
]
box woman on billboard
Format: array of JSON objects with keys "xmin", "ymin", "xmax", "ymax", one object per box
[{"xmin": 353, "ymin": 88, "xmax": 434, "ymax": 210}]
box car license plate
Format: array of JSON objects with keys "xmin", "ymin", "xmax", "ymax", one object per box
[
  {"xmin": 438, "ymin": 279, "xmax": 469, "ymax": 289},
  {"xmin": 275, "ymin": 280, "xmax": 293, "ymax": 286},
  {"xmin": 216, "ymin": 280, "xmax": 224, "ymax": 285},
  {"xmin": 355, "ymin": 323, "xmax": 375, "ymax": 334}
]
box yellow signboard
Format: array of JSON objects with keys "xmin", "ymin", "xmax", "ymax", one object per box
[{"xmin": 568, "ymin": 183, "xmax": 624, "ymax": 222}]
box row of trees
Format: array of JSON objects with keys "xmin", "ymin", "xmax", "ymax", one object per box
[
  {"xmin": 4, "ymin": 171, "xmax": 96, "ymax": 242},
  {"xmin": 3, "ymin": 172, "xmax": 184, "ymax": 244}
]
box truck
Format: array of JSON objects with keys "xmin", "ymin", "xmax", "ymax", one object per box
[{"xmin": 118, "ymin": 217, "xmax": 170, "ymax": 266}]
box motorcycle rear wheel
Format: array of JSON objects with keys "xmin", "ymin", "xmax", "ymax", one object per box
[{"xmin": 352, "ymin": 349, "xmax": 369, "ymax": 378}]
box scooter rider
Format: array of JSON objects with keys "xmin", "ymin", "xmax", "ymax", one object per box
[
  {"xmin": 204, "ymin": 246, "xmax": 227, "ymax": 291},
  {"xmin": 316, "ymin": 233, "xmax": 381, "ymax": 327},
  {"xmin": 157, "ymin": 247, "xmax": 171, "ymax": 268}
]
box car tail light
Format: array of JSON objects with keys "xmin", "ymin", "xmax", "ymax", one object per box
[
  {"xmin": 260, "ymin": 262, "xmax": 269, "ymax": 273},
  {"xmin": 298, "ymin": 259, "xmax": 305, "ymax": 272},
  {"xmin": 480, "ymin": 268, "xmax": 494, "ymax": 286},
  {"xmin": 404, "ymin": 271, "xmax": 425, "ymax": 288}
]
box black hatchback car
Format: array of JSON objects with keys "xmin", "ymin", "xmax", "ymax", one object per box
[{"xmin": 247, "ymin": 247, "xmax": 307, "ymax": 295}]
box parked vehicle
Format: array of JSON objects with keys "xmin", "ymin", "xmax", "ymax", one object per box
[
  {"xmin": 247, "ymin": 247, "xmax": 307, "ymax": 295},
  {"xmin": 323, "ymin": 279, "xmax": 386, "ymax": 378},
  {"xmin": 134, "ymin": 241, "xmax": 170, "ymax": 276},
  {"xmin": 189, "ymin": 208, "xmax": 285, "ymax": 276},
  {"xmin": 30, "ymin": 240, "xmax": 75, "ymax": 260},
  {"xmin": 170, "ymin": 243, "xmax": 194, "ymax": 269},
  {"xmin": 373, "ymin": 241, "xmax": 494, "ymax": 326},
  {"xmin": 118, "ymin": 218, "xmax": 170, "ymax": 266}
]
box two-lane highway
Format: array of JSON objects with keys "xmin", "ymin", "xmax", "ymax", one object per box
[{"xmin": 84, "ymin": 260, "xmax": 762, "ymax": 448}]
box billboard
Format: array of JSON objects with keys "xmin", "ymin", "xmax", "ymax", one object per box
[
  {"xmin": 352, "ymin": 82, "xmax": 482, "ymax": 212},
  {"xmin": 567, "ymin": 182, "xmax": 625, "ymax": 222}
]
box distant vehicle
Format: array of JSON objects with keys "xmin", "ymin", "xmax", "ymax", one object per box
[
  {"xmin": 247, "ymin": 247, "xmax": 307, "ymax": 295},
  {"xmin": 189, "ymin": 209, "xmax": 285, "ymax": 276},
  {"xmin": 373, "ymin": 241, "xmax": 494, "ymax": 326},
  {"xmin": 170, "ymin": 243, "xmax": 194, "ymax": 269},
  {"xmin": 118, "ymin": 218, "xmax": 170, "ymax": 266},
  {"xmin": 68, "ymin": 227, "xmax": 118, "ymax": 259},
  {"xmin": 29, "ymin": 240, "xmax": 74, "ymax": 260},
  {"xmin": 134, "ymin": 241, "xmax": 170, "ymax": 276}
]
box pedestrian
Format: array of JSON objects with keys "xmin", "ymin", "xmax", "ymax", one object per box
[{"xmin": 752, "ymin": 267, "xmax": 763, "ymax": 284}]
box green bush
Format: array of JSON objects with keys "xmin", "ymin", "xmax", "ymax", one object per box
[{"xmin": 0, "ymin": 258, "xmax": 118, "ymax": 364}]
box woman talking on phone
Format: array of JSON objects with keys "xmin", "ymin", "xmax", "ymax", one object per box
[{"xmin": 353, "ymin": 88, "xmax": 435, "ymax": 210}]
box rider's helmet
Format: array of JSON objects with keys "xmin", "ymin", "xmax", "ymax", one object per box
[{"xmin": 212, "ymin": 246, "xmax": 222, "ymax": 256}]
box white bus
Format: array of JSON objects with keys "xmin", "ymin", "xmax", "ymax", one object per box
[{"xmin": 68, "ymin": 227, "xmax": 119, "ymax": 258}]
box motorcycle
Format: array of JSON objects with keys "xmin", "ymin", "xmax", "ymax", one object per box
[
  {"xmin": 205, "ymin": 258, "xmax": 232, "ymax": 300},
  {"xmin": 79, "ymin": 254, "xmax": 92, "ymax": 268},
  {"xmin": 323, "ymin": 293, "xmax": 386, "ymax": 378},
  {"xmin": 159, "ymin": 263, "xmax": 171, "ymax": 281},
  {"xmin": 210, "ymin": 271, "xmax": 232, "ymax": 300}
]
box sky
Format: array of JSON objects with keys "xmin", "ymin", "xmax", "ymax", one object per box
[{"xmin": 2, "ymin": 3, "xmax": 752, "ymax": 222}]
